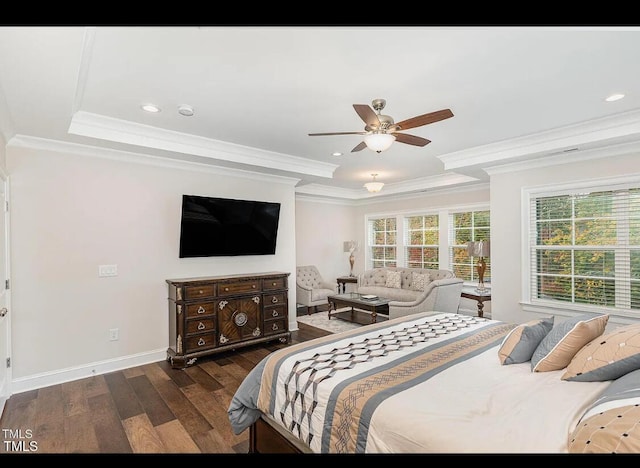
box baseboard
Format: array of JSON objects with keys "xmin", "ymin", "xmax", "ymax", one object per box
[{"xmin": 10, "ymin": 348, "xmax": 167, "ymax": 395}]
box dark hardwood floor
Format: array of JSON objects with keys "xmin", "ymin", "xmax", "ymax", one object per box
[{"xmin": 0, "ymin": 321, "xmax": 330, "ymax": 455}]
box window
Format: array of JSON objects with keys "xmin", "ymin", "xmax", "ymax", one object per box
[
  {"xmin": 364, "ymin": 205, "xmax": 490, "ymax": 278},
  {"xmin": 527, "ymin": 184, "xmax": 640, "ymax": 315},
  {"xmin": 449, "ymin": 210, "xmax": 491, "ymax": 283},
  {"xmin": 368, "ymin": 217, "xmax": 397, "ymax": 267},
  {"xmin": 405, "ymin": 215, "xmax": 439, "ymax": 269}
]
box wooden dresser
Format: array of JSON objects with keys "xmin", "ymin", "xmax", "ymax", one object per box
[{"xmin": 166, "ymin": 271, "xmax": 290, "ymax": 368}]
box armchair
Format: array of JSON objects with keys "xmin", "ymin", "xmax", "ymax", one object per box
[{"xmin": 296, "ymin": 265, "xmax": 337, "ymax": 315}]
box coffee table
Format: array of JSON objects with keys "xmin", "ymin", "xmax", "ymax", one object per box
[{"xmin": 327, "ymin": 292, "xmax": 390, "ymax": 324}]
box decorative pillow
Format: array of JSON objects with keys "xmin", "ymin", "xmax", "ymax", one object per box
[
  {"xmin": 531, "ymin": 313, "xmax": 609, "ymax": 373},
  {"xmin": 385, "ymin": 270, "xmax": 401, "ymax": 288},
  {"xmin": 562, "ymin": 323, "xmax": 640, "ymax": 382},
  {"xmin": 498, "ymin": 317, "xmax": 554, "ymax": 365},
  {"xmin": 568, "ymin": 368, "xmax": 640, "ymax": 453},
  {"xmin": 411, "ymin": 272, "xmax": 429, "ymax": 291}
]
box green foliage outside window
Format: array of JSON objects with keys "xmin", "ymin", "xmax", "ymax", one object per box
[
  {"xmin": 532, "ymin": 189, "xmax": 640, "ymax": 311},
  {"xmin": 451, "ymin": 210, "xmax": 491, "ymax": 282}
]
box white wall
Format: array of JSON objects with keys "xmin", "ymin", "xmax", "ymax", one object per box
[
  {"xmin": 7, "ymin": 144, "xmax": 297, "ymax": 389},
  {"xmin": 490, "ymin": 151, "xmax": 640, "ymax": 327},
  {"xmin": 295, "ymin": 197, "xmax": 356, "ymax": 291}
]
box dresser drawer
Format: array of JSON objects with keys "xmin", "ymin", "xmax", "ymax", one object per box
[
  {"xmin": 218, "ymin": 280, "xmax": 260, "ymax": 296},
  {"xmin": 263, "ymin": 318, "xmax": 287, "ymax": 336},
  {"xmin": 184, "ymin": 333, "xmax": 216, "ymax": 352},
  {"xmin": 185, "ymin": 318, "xmax": 216, "ymax": 335},
  {"xmin": 264, "ymin": 304, "xmax": 287, "ymax": 321},
  {"xmin": 263, "ymin": 292, "xmax": 286, "ymax": 306},
  {"xmin": 184, "ymin": 284, "xmax": 216, "ymax": 300},
  {"xmin": 185, "ymin": 302, "xmax": 216, "ymax": 318},
  {"xmin": 263, "ymin": 276, "xmax": 287, "ymax": 290}
]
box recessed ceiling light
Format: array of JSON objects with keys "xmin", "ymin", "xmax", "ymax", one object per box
[
  {"xmin": 605, "ymin": 93, "xmax": 625, "ymax": 102},
  {"xmin": 141, "ymin": 103, "xmax": 161, "ymax": 113},
  {"xmin": 178, "ymin": 105, "xmax": 194, "ymax": 117},
  {"xmin": 332, "ymin": 152, "xmax": 342, "ymax": 156}
]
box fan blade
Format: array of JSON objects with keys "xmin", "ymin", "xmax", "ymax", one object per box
[
  {"xmin": 394, "ymin": 109, "xmax": 454, "ymax": 131},
  {"xmin": 394, "ymin": 132, "xmax": 431, "ymax": 147},
  {"xmin": 351, "ymin": 141, "xmax": 367, "ymax": 152},
  {"xmin": 308, "ymin": 131, "xmax": 367, "ymax": 136},
  {"xmin": 353, "ymin": 104, "xmax": 380, "ymax": 127}
]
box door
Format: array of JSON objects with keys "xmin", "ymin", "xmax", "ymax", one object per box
[{"xmin": 0, "ymin": 172, "xmax": 10, "ymax": 414}]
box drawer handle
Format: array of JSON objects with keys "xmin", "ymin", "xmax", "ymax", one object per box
[
  {"xmin": 272, "ymin": 310, "xmax": 279, "ymax": 317},
  {"xmin": 197, "ymin": 338, "xmax": 205, "ymax": 346},
  {"xmin": 198, "ymin": 289, "xmax": 203, "ymax": 295},
  {"xmin": 252, "ymin": 284, "xmax": 256, "ymax": 288},
  {"xmin": 197, "ymin": 321, "xmax": 206, "ymax": 330},
  {"xmin": 272, "ymin": 282, "xmax": 277, "ymax": 286},
  {"xmin": 272, "ymin": 323, "xmax": 279, "ymax": 331},
  {"xmin": 224, "ymin": 287, "xmax": 229, "ymax": 292},
  {"xmin": 271, "ymin": 297, "xmax": 278, "ymax": 303},
  {"xmin": 197, "ymin": 306, "xmax": 206, "ymax": 314}
]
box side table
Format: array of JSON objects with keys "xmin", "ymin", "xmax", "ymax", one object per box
[
  {"xmin": 336, "ymin": 276, "xmax": 358, "ymax": 293},
  {"xmin": 461, "ymin": 286, "xmax": 491, "ymax": 318}
]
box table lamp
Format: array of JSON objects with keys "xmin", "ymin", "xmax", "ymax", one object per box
[
  {"xmin": 343, "ymin": 241, "xmax": 357, "ymax": 277},
  {"xmin": 467, "ymin": 240, "xmax": 490, "ymax": 293}
]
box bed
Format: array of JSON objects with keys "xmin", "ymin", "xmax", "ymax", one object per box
[{"xmin": 228, "ymin": 312, "xmax": 640, "ymax": 454}]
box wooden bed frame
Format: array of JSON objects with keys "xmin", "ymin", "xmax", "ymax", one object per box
[{"xmin": 249, "ymin": 416, "xmax": 312, "ymax": 454}]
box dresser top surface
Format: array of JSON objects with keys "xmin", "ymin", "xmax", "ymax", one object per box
[{"xmin": 166, "ymin": 271, "xmax": 290, "ymax": 285}]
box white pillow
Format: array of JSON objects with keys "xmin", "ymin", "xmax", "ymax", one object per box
[{"xmin": 385, "ymin": 270, "xmax": 401, "ymax": 288}]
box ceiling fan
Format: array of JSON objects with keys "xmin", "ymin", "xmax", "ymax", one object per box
[{"xmin": 309, "ymin": 98, "xmax": 454, "ymax": 153}]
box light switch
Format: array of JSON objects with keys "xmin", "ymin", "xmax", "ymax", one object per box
[{"xmin": 98, "ymin": 264, "xmax": 118, "ymax": 277}]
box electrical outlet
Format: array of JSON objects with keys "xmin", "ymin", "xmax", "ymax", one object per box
[
  {"xmin": 99, "ymin": 264, "xmax": 118, "ymax": 277},
  {"xmin": 109, "ymin": 328, "xmax": 119, "ymax": 341}
]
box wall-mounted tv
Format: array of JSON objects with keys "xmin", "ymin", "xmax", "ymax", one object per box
[{"xmin": 179, "ymin": 195, "xmax": 281, "ymax": 258}]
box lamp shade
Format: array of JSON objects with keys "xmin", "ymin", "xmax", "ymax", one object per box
[
  {"xmin": 467, "ymin": 240, "xmax": 490, "ymax": 257},
  {"xmin": 364, "ymin": 133, "xmax": 395, "ymax": 153},
  {"xmin": 343, "ymin": 240, "xmax": 357, "ymax": 253}
]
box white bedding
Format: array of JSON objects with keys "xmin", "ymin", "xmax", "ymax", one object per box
[
  {"xmin": 229, "ymin": 312, "xmax": 611, "ymax": 453},
  {"xmin": 366, "ymin": 345, "xmax": 609, "ymax": 453}
]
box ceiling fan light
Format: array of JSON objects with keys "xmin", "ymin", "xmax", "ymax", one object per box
[{"xmin": 364, "ymin": 133, "xmax": 395, "ymax": 153}]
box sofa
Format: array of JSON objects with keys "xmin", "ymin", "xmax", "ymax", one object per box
[{"xmin": 356, "ymin": 267, "xmax": 464, "ymax": 319}]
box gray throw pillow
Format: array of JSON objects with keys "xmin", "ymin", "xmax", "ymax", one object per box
[{"xmin": 498, "ymin": 317, "xmax": 554, "ymax": 365}]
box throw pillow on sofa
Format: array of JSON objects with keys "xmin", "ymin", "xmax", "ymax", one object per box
[
  {"xmin": 385, "ymin": 270, "xmax": 401, "ymax": 288},
  {"xmin": 411, "ymin": 272, "xmax": 429, "ymax": 291}
]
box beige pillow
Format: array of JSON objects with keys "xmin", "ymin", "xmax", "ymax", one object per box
[
  {"xmin": 562, "ymin": 323, "xmax": 640, "ymax": 382},
  {"xmin": 411, "ymin": 272, "xmax": 429, "ymax": 291},
  {"xmin": 385, "ymin": 270, "xmax": 401, "ymax": 288},
  {"xmin": 531, "ymin": 314, "xmax": 609, "ymax": 373}
]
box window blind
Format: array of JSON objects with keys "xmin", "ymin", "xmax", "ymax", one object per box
[
  {"xmin": 404, "ymin": 214, "xmax": 439, "ymax": 269},
  {"xmin": 529, "ymin": 187, "xmax": 640, "ymax": 311}
]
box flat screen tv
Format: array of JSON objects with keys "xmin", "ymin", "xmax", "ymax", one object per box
[{"xmin": 179, "ymin": 195, "xmax": 281, "ymax": 258}]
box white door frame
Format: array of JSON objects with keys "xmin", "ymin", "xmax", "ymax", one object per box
[{"xmin": 0, "ymin": 169, "xmax": 11, "ymax": 415}]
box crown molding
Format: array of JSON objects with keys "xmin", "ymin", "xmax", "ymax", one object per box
[
  {"xmin": 439, "ymin": 108, "xmax": 640, "ymax": 171},
  {"xmin": 8, "ymin": 134, "xmax": 301, "ymax": 186},
  {"xmin": 295, "ymin": 172, "xmax": 479, "ymax": 200},
  {"xmin": 71, "ymin": 27, "xmax": 95, "ymax": 115},
  {"xmin": 68, "ymin": 111, "xmax": 338, "ymax": 178},
  {"xmin": 484, "ymin": 139, "xmax": 640, "ymax": 176}
]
